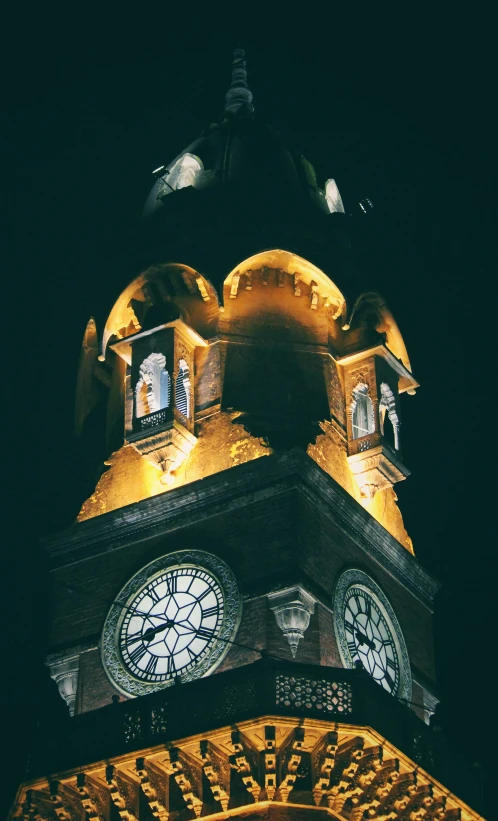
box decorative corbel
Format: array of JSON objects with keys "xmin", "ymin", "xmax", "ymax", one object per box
[
  {"xmin": 135, "ymin": 758, "xmax": 169, "ymax": 821},
  {"xmin": 195, "ymin": 277, "xmax": 210, "ymax": 302},
  {"xmin": 349, "ymin": 758, "xmax": 400, "ymax": 821},
  {"xmin": 230, "ymin": 730, "xmax": 261, "ymax": 801},
  {"xmin": 264, "ymin": 726, "xmax": 277, "ymax": 800},
  {"xmin": 200, "ymin": 740, "xmax": 230, "ymax": 810},
  {"xmin": 311, "ymin": 731, "xmax": 339, "ymax": 806},
  {"xmin": 268, "ymin": 586, "xmax": 316, "ymax": 657},
  {"xmin": 76, "ymin": 772, "xmax": 110, "ymax": 821},
  {"xmin": 22, "ymin": 791, "xmax": 50, "ymax": 821},
  {"xmin": 104, "ymin": 765, "xmax": 139, "ymax": 821},
  {"xmin": 47, "ymin": 782, "xmax": 71, "ymax": 821},
  {"xmin": 327, "ymin": 737, "xmax": 365, "ymax": 811},
  {"xmin": 332, "ymin": 745, "xmax": 383, "ymax": 814},
  {"xmin": 47, "ymin": 654, "xmax": 79, "ymax": 716},
  {"xmin": 375, "ymin": 771, "xmax": 417, "ymax": 818},
  {"xmin": 230, "ymin": 272, "xmax": 240, "ymax": 299},
  {"xmin": 293, "ymin": 272, "xmax": 301, "ymax": 297},
  {"xmin": 278, "ymin": 727, "xmax": 305, "ymax": 803},
  {"xmin": 131, "ymin": 422, "xmax": 197, "ymax": 485},
  {"xmin": 167, "ymin": 747, "xmax": 203, "ymax": 818},
  {"xmin": 310, "ymin": 281, "xmax": 319, "ymax": 310}
]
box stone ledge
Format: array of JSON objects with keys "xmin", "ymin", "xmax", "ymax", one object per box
[{"xmin": 43, "ymin": 450, "xmax": 439, "ymax": 610}]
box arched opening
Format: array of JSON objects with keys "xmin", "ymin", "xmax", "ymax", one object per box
[
  {"xmin": 175, "ymin": 359, "xmax": 191, "ymax": 419},
  {"xmin": 101, "ymin": 264, "xmax": 219, "ymax": 360},
  {"xmin": 135, "ymin": 354, "xmax": 171, "ymax": 419},
  {"xmin": 351, "ymin": 384, "xmax": 375, "ymax": 440},
  {"xmin": 325, "ymin": 178, "xmax": 345, "ymax": 214},
  {"xmin": 379, "ymin": 383, "xmax": 400, "ymax": 450}
]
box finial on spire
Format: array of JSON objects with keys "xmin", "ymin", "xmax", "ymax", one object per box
[{"xmin": 224, "ymin": 48, "xmax": 254, "ymax": 117}]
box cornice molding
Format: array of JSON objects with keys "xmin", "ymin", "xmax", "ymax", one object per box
[{"xmin": 43, "ymin": 450, "xmax": 440, "ymax": 610}]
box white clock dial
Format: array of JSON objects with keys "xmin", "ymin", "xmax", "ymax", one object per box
[
  {"xmin": 343, "ymin": 586, "xmax": 399, "ymax": 694},
  {"xmin": 120, "ymin": 566, "xmax": 224, "ymax": 683},
  {"xmin": 101, "ymin": 550, "xmax": 241, "ymax": 697},
  {"xmin": 333, "ymin": 569, "xmax": 412, "ymax": 701}
]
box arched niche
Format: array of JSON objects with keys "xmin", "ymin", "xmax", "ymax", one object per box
[
  {"xmin": 143, "ymin": 153, "xmax": 205, "ymax": 217},
  {"xmin": 101, "ymin": 263, "xmax": 219, "ymax": 359},
  {"xmin": 351, "ymin": 383, "xmax": 375, "ymax": 440},
  {"xmin": 135, "ymin": 353, "xmax": 171, "ymax": 419},
  {"xmin": 222, "ymin": 249, "xmax": 347, "ymax": 347},
  {"xmin": 379, "ymin": 382, "xmax": 400, "ymax": 451}
]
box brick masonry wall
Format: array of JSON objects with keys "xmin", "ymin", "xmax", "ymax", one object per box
[{"xmin": 48, "ymin": 468, "xmax": 436, "ymax": 714}]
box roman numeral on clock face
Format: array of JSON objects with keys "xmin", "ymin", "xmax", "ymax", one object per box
[
  {"xmin": 197, "ymin": 586, "xmax": 212, "ymax": 603},
  {"xmin": 345, "ymin": 619, "xmax": 355, "ymax": 635},
  {"xmin": 202, "ymin": 605, "xmax": 218, "ymax": 619},
  {"xmin": 347, "ymin": 640, "xmax": 358, "ymax": 656},
  {"xmin": 197, "ymin": 626, "xmax": 215, "ymax": 640},
  {"xmin": 123, "ymin": 630, "xmax": 142, "ymax": 647},
  {"xmin": 144, "ymin": 655, "xmax": 158, "ymax": 675},
  {"xmin": 166, "ymin": 575, "xmax": 177, "ymax": 595},
  {"xmin": 128, "ymin": 643, "xmax": 147, "ymax": 665}
]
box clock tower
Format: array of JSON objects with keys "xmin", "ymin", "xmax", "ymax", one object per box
[{"xmin": 13, "ymin": 50, "xmax": 485, "ymax": 821}]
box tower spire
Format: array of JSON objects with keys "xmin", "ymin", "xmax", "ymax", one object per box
[{"xmin": 224, "ymin": 48, "xmax": 254, "ymax": 117}]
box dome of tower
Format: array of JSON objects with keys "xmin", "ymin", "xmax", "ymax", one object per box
[{"xmin": 143, "ymin": 49, "xmax": 332, "ymax": 222}]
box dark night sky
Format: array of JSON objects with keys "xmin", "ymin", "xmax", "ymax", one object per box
[{"xmin": 4, "ymin": 8, "xmax": 497, "ymax": 817}]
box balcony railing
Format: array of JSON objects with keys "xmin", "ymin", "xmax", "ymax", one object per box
[
  {"xmin": 29, "ymin": 659, "xmax": 480, "ymax": 809},
  {"xmin": 136, "ymin": 408, "xmax": 171, "ymax": 431}
]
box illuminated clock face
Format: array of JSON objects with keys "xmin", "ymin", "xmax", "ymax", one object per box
[
  {"xmin": 101, "ymin": 550, "xmax": 241, "ymax": 697},
  {"xmin": 120, "ymin": 566, "xmax": 224, "ymax": 683},
  {"xmin": 343, "ymin": 586, "xmax": 399, "ymax": 694},
  {"xmin": 333, "ymin": 569, "xmax": 412, "ymax": 701}
]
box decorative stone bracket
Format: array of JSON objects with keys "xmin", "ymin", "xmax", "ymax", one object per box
[
  {"xmin": 347, "ymin": 445, "xmax": 410, "ymax": 501},
  {"xmin": 47, "ymin": 654, "xmax": 80, "ymax": 717},
  {"xmin": 130, "ymin": 421, "xmax": 197, "ymax": 485},
  {"xmin": 268, "ymin": 586, "xmax": 316, "ymax": 657},
  {"xmin": 14, "ymin": 718, "xmax": 480, "ymax": 821}
]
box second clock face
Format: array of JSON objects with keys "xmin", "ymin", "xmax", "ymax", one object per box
[
  {"xmin": 333, "ymin": 568, "xmax": 412, "ymax": 701},
  {"xmin": 343, "ymin": 586, "xmax": 399, "ymax": 694},
  {"xmin": 120, "ymin": 566, "xmax": 224, "ymax": 684}
]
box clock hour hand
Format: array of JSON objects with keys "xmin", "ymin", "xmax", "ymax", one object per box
[
  {"xmin": 355, "ymin": 629, "xmax": 376, "ymax": 651},
  {"xmin": 142, "ymin": 619, "xmax": 176, "ymax": 642}
]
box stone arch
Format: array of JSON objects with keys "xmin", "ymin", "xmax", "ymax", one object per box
[
  {"xmin": 325, "ymin": 178, "xmax": 345, "ymax": 213},
  {"xmin": 175, "ymin": 359, "xmax": 191, "ymax": 419},
  {"xmin": 350, "ymin": 383, "xmax": 375, "ymax": 440},
  {"xmin": 379, "ymin": 382, "xmax": 400, "ymax": 450},
  {"xmin": 344, "ymin": 292, "xmax": 412, "ymax": 374},
  {"xmin": 101, "ymin": 264, "xmax": 219, "ymax": 359},
  {"xmin": 143, "ymin": 153, "xmax": 204, "ymax": 216},
  {"xmin": 224, "ymin": 249, "xmax": 346, "ymax": 320},
  {"xmin": 135, "ymin": 353, "xmax": 171, "ymax": 419}
]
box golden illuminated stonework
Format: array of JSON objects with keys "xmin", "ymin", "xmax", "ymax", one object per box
[
  {"xmin": 74, "ymin": 249, "xmax": 417, "ymax": 554},
  {"xmin": 14, "ymin": 715, "xmax": 483, "ymax": 821}
]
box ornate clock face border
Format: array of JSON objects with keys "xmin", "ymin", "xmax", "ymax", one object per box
[
  {"xmin": 101, "ymin": 549, "xmax": 242, "ymax": 697},
  {"xmin": 333, "ymin": 568, "xmax": 412, "ymax": 702}
]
